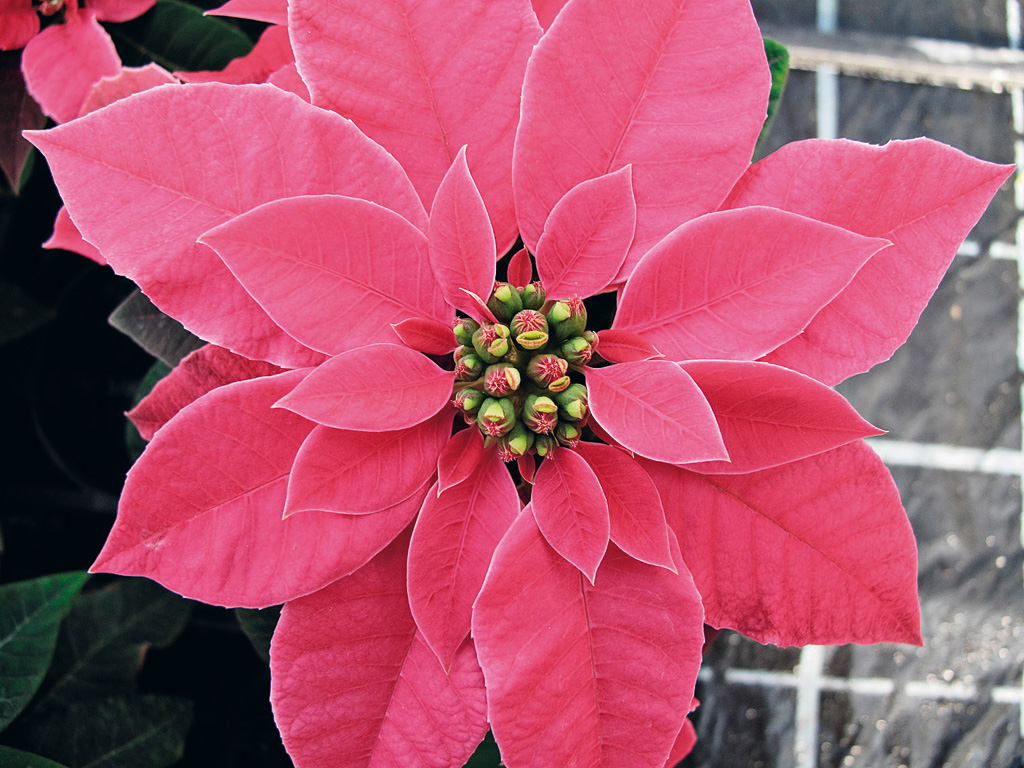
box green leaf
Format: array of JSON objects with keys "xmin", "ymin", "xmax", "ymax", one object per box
[
  {"xmin": 108, "ymin": 290, "xmax": 204, "ymax": 367},
  {"xmin": 34, "ymin": 579, "xmax": 192, "ymax": 710},
  {"xmin": 108, "ymin": 0, "xmax": 253, "ymax": 73},
  {"xmin": 0, "ymin": 745, "xmax": 70, "ymax": 768},
  {"xmin": 0, "ymin": 281, "xmax": 53, "ymax": 347},
  {"xmin": 757, "ymin": 37, "xmax": 790, "ymax": 151},
  {"xmin": 12, "ymin": 695, "xmax": 193, "ymax": 768},
  {"xmin": 125, "ymin": 360, "xmax": 173, "ymax": 463},
  {"xmin": 0, "ymin": 573, "xmax": 89, "ymax": 731},
  {"xmin": 235, "ymin": 605, "xmax": 281, "ymax": 664}
]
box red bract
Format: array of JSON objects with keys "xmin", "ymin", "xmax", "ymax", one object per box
[{"xmin": 27, "ymin": 0, "xmax": 1012, "ymax": 766}]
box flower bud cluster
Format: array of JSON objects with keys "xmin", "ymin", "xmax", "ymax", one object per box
[{"xmin": 451, "ymin": 282, "xmax": 593, "ymax": 461}]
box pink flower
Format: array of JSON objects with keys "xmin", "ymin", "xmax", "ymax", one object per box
[{"xmin": 26, "ymin": 0, "xmax": 1012, "ymax": 766}]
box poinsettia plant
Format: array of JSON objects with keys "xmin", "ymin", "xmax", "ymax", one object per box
[{"xmin": 25, "ymin": 0, "xmax": 1012, "ymax": 766}]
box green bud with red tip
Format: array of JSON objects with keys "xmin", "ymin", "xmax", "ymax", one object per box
[
  {"xmin": 472, "ymin": 324, "xmax": 511, "ymax": 364},
  {"xmin": 497, "ymin": 422, "xmax": 534, "ymax": 461},
  {"xmin": 526, "ymin": 353, "xmax": 568, "ymax": 387},
  {"xmin": 510, "ymin": 309, "xmax": 549, "ymax": 351},
  {"xmin": 548, "ymin": 296, "xmax": 587, "ymax": 341},
  {"xmin": 533, "ymin": 433, "xmax": 557, "ymax": 457},
  {"xmin": 555, "ymin": 383, "xmax": 589, "ymax": 421},
  {"xmin": 453, "ymin": 388, "xmax": 484, "ymax": 415},
  {"xmin": 454, "ymin": 318, "xmax": 480, "ymax": 347},
  {"xmin": 455, "ymin": 351, "xmax": 485, "ymax": 380},
  {"xmin": 487, "ymin": 282, "xmax": 523, "ymax": 323},
  {"xmin": 582, "ymin": 330, "xmax": 599, "ymax": 351},
  {"xmin": 555, "ymin": 420, "xmax": 581, "ymax": 448},
  {"xmin": 523, "ymin": 393, "xmax": 558, "ymax": 435},
  {"xmin": 484, "ymin": 363, "xmax": 522, "ymax": 397},
  {"xmin": 477, "ymin": 397, "xmax": 516, "ymax": 437},
  {"xmin": 520, "ymin": 281, "xmax": 546, "ymax": 311},
  {"xmin": 560, "ymin": 336, "xmax": 593, "ymax": 366}
]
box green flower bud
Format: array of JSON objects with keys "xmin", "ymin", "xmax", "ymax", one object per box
[
  {"xmin": 548, "ymin": 296, "xmax": 587, "ymax": 341},
  {"xmin": 454, "ymin": 318, "xmax": 480, "ymax": 346},
  {"xmin": 582, "ymin": 330, "xmax": 599, "ymax": 350},
  {"xmin": 484, "ymin": 363, "xmax": 522, "ymax": 397},
  {"xmin": 523, "ymin": 394, "xmax": 558, "ymax": 434},
  {"xmin": 476, "ymin": 397, "xmax": 517, "ymax": 437},
  {"xmin": 497, "ymin": 422, "xmax": 535, "ymax": 461},
  {"xmin": 453, "ymin": 388, "xmax": 484, "ymax": 414},
  {"xmin": 547, "ymin": 375, "xmax": 572, "ymax": 393},
  {"xmin": 520, "ymin": 281, "xmax": 546, "ymax": 311},
  {"xmin": 533, "ymin": 433, "xmax": 557, "ymax": 457},
  {"xmin": 555, "ymin": 383, "xmax": 588, "ymax": 421},
  {"xmin": 560, "ymin": 336, "xmax": 593, "ymax": 366},
  {"xmin": 555, "ymin": 420, "xmax": 581, "ymax": 448},
  {"xmin": 472, "ymin": 324, "xmax": 506, "ymax": 364},
  {"xmin": 487, "ymin": 282, "xmax": 523, "ymax": 323},
  {"xmin": 526, "ymin": 353, "xmax": 568, "ymax": 387},
  {"xmin": 455, "ymin": 352, "xmax": 485, "ymax": 380}
]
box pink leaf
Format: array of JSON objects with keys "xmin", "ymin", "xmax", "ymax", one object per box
[
  {"xmin": 272, "ymin": 534, "xmax": 488, "ymax": 768},
  {"xmin": 207, "ymin": 0, "xmax": 286, "ymax": 24},
  {"xmin": 664, "ymin": 719, "xmax": 697, "ymax": 767},
  {"xmin": 408, "ymin": 451, "xmax": 519, "ymax": 670},
  {"xmin": 614, "ymin": 207, "xmax": 890, "ymax": 362},
  {"xmin": 472, "ymin": 511, "xmax": 705, "ymax": 768},
  {"xmin": 531, "ymin": 0, "xmax": 568, "ymax": 30},
  {"xmin": 513, "ymin": 0, "xmax": 768, "ymax": 275},
  {"xmin": 92, "ymin": 371, "xmax": 422, "ymax": 607},
  {"xmin": 87, "ymin": 0, "xmax": 155, "ymax": 22},
  {"xmin": 267, "ymin": 63, "xmax": 309, "ymax": 100},
  {"xmin": 531, "ymin": 448, "xmax": 609, "ymax": 582},
  {"xmin": 0, "ymin": 52, "xmax": 45, "ymax": 190},
  {"xmin": 79, "ymin": 63, "xmax": 178, "ymax": 116},
  {"xmin": 517, "ymin": 453, "xmax": 536, "ymax": 484},
  {"xmin": 506, "ymin": 247, "xmax": 533, "ymax": 286},
  {"xmin": 200, "ymin": 195, "xmax": 452, "ymax": 357},
  {"xmin": 276, "ymin": 344, "xmax": 454, "ymax": 431},
  {"xmin": 0, "ymin": 0, "xmax": 38, "ymax": 50},
  {"xmin": 535, "ymin": 166, "xmax": 635, "ymax": 299},
  {"xmin": 44, "ymin": 206, "xmax": 105, "ymax": 265},
  {"xmin": 128, "ymin": 343, "xmax": 282, "ymax": 441},
  {"xmin": 640, "ymin": 441, "xmax": 923, "ymax": 646},
  {"xmin": 26, "ymin": 83, "xmax": 426, "ymax": 367},
  {"xmin": 679, "ymin": 359, "xmax": 884, "ymax": 474},
  {"xmin": 458, "ymin": 289, "xmax": 499, "ymax": 325},
  {"xmin": 437, "ymin": 428, "xmax": 485, "ymax": 494},
  {"xmin": 286, "ymin": 409, "xmax": 454, "ymax": 515},
  {"xmin": 723, "ymin": 138, "xmax": 1015, "ymax": 383},
  {"xmin": 390, "ymin": 317, "xmax": 456, "ymax": 356},
  {"xmin": 290, "ymin": 0, "xmax": 540, "ymax": 251},
  {"xmin": 586, "ymin": 360, "xmax": 727, "ymax": 464},
  {"xmin": 595, "ymin": 328, "xmax": 662, "ymax": 363},
  {"xmin": 177, "ymin": 25, "xmax": 292, "ymax": 85},
  {"xmin": 427, "ymin": 146, "xmax": 496, "ymax": 314},
  {"xmin": 575, "ymin": 442, "xmax": 674, "ymax": 571},
  {"xmin": 21, "ymin": 10, "xmax": 120, "ymax": 123}
]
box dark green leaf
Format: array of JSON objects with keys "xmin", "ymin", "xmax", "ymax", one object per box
[
  {"xmin": 757, "ymin": 37, "xmax": 790, "ymax": 152},
  {"xmin": 125, "ymin": 360, "xmax": 173, "ymax": 463},
  {"xmin": 235, "ymin": 605, "xmax": 281, "ymax": 664},
  {"xmin": 13, "ymin": 695, "xmax": 192, "ymax": 768},
  {"xmin": 0, "ymin": 573, "xmax": 88, "ymax": 730},
  {"xmin": 0, "ymin": 281, "xmax": 53, "ymax": 347},
  {"xmin": 109, "ymin": 0, "xmax": 253, "ymax": 73},
  {"xmin": 0, "ymin": 745, "xmax": 70, "ymax": 768},
  {"xmin": 35, "ymin": 579, "xmax": 192, "ymax": 710},
  {"xmin": 108, "ymin": 290, "xmax": 204, "ymax": 367}
]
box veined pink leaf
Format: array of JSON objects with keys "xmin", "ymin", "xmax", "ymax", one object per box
[
  {"xmin": 290, "ymin": 0, "xmax": 540, "ymax": 251},
  {"xmin": 678, "ymin": 359, "xmax": 884, "ymax": 474},
  {"xmin": 664, "ymin": 718, "xmax": 697, "ymax": 767},
  {"xmin": 21, "ymin": 11, "xmax": 120, "ymax": 123},
  {"xmin": 472, "ymin": 511, "xmax": 705, "ymax": 768},
  {"xmin": 129, "ymin": 343, "xmax": 283, "ymax": 441},
  {"xmin": 535, "ymin": 166, "xmax": 635, "ymax": 300},
  {"xmin": 276, "ymin": 344, "xmax": 454, "ymax": 431},
  {"xmin": 286, "ymin": 409, "xmax": 454, "ymax": 516},
  {"xmin": 272, "ymin": 534, "xmax": 488, "ymax": 768},
  {"xmin": 207, "ymin": 0, "xmax": 286, "ymax": 24},
  {"xmin": 267, "ymin": 63, "xmax": 309, "ymax": 100},
  {"xmin": 595, "ymin": 329, "xmax": 661, "ymax": 363},
  {"xmin": 507, "ymin": 247, "xmax": 534, "ymax": 286},
  {"xmin": 613, "ymin": 207, "xmax": 890, "ymax": 362},
  {"xmin": 44, "ymin": 207, "xmax": 104, "ymax": 265},
  {"xmin": 586, "ymin": 360, "xmax": 727, "ymax": 464},
  {"xmin": 26, "ymin": 83, "xmax": 426, "ymax": 368},
  {"xmin": 0, "ymin": 0, "xmax": 38, "ymax": 50},
  {"xmin": 437, "ymin": 429, "xmax": 485, "ymax": 494},
  {"xmin": 427, "ymin": 147, "xmax": 496, "ymax": 314},
  {"xmin": 531, "ymin": 448, "xmax": 609, "ymax": 583},
  {"xmin": 723, "ymin": 138, "xmax": 1015, "ymax": 384},
  {"xmin": 574, "ymin": 442, "xmax": 674, "ymax": 571},
  {"xmin": 640, "ymin": 441, "xmax": 923, "ymax": 646},
  {"xmin": 79, "ymin": 63, "xmax": 178, "ymax": 116},
  {"xmin": 459, "ymin": 289, "xmax": 499, "ymax": 325},
  {"xmin": 93, "ymin": 370, "xmax": 422, "ymax": 608},
  {"xmin": 513, "ymin": 0, "xmax": 768, "ymax": 275},
  {"xmin": 178, "ymin": 25, "xmax": 292, "ymax": 85},
  {"xmin": 87, "ymin": 0, "xmax": 155, "ymax": 22},
  {"xmin": 390, "ymin": 317, "xmax": 456, "ymax": 356},
  {"xmin": 517, "ymin": 453, "xmax": 536, "ymax": 484},
  {"xmin": 408, "ymin": 450, "xmax": 519, "ymax": 670},
  {"xmin": 200, "ymin": 195, "xmax": 452, "ymax": 357}
]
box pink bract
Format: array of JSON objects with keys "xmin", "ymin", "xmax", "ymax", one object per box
[{"xmin": 27, "ymin": 0, "xmax": 1013, "ymax": 766}]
